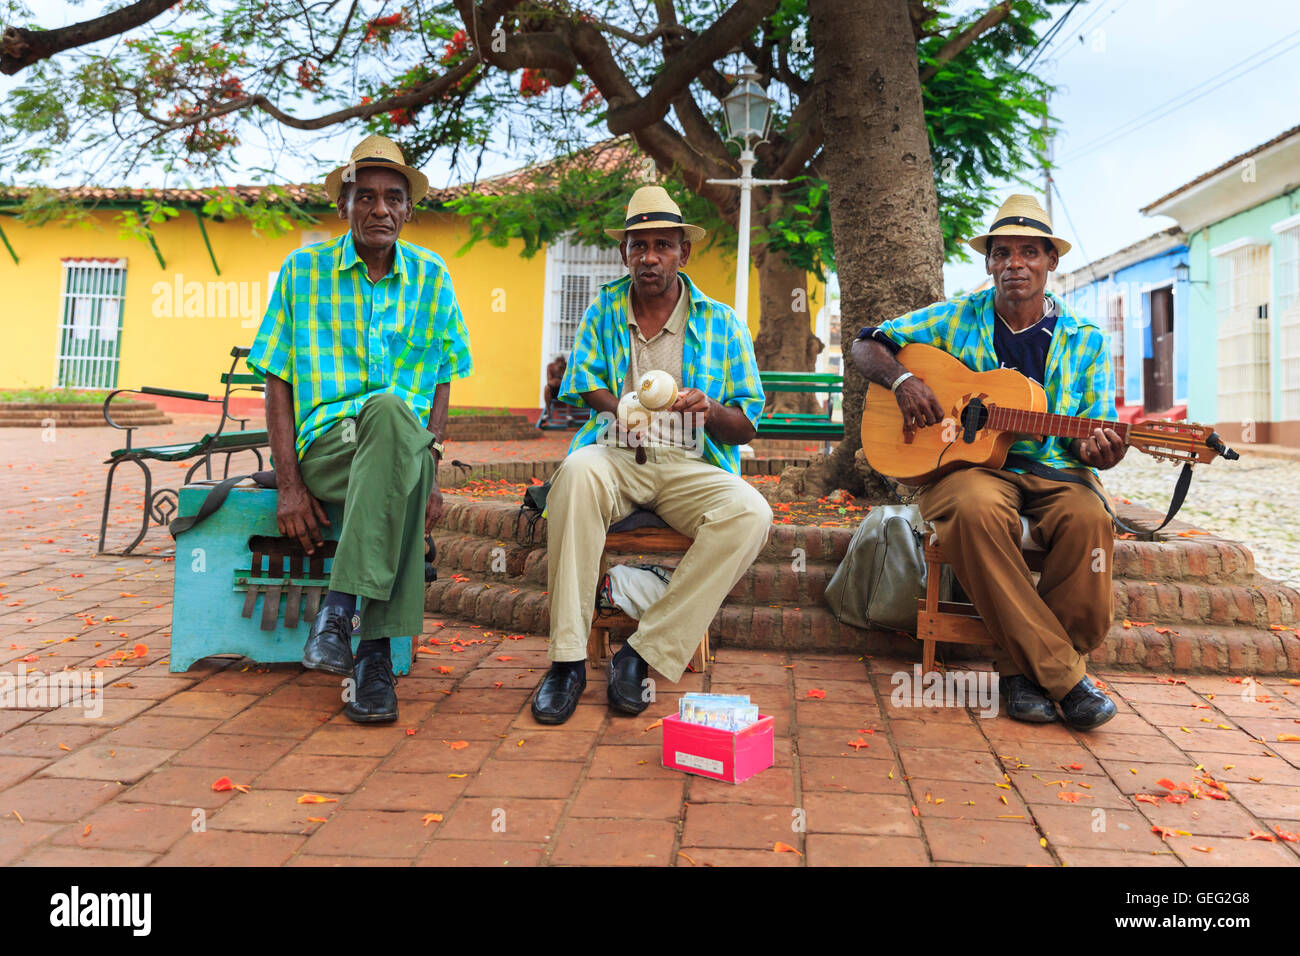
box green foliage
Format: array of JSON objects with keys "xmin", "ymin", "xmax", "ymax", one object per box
[
  {"xmin": 0, "ymin": 0, "xmax": 1066, "ymax": 272},
  {"xmin": 0, "ymin": 387, "xmax": 119, "ymax": 403},
  {"xmin": 919, "ymin": 0, "xmax": 1062, "ymax": 261}
]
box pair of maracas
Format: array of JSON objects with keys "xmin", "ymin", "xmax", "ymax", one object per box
[{"xmin": 616, "ymin": 370, "xmax": 679, "ymax": 432}]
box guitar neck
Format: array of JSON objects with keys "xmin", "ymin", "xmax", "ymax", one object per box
[{"xmin": 986, "ymin": 406, "xmax": 1130, "ymax": 444}]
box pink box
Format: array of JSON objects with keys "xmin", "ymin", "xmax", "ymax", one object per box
[{"xmin": 661, "ymin": 713, "xmax": 775, "ymax": 784}]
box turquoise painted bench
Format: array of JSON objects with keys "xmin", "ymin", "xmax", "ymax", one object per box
[
  {"xmin": 170, "ymin": 482, "xmax": 415, "ymax": 675},
  {"xmin": 756, "ymin": 371, "xmax": 845, "ymax": 441},
  {"xmin": 99, "ymin": 346, "xmax": 269, "ymax": 555}
]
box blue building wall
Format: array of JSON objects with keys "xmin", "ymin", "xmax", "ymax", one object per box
[{"xmin": 1062, "ymin": 244, "xmax": 1189, "ymax": 409}]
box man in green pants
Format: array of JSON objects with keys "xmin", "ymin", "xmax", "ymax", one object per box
[{"xmin": 247, "ymin": 134, "xmax": 472, "ymax": 723}]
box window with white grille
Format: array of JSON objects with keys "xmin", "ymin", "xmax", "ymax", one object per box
[
  {"xmin": 541, "ymin": 234, "xmax": 626, "ymax": 375},
  {"xmin": 1282, "ymin": 301, "xmax": 1300, "ymax": 421},
  {"xmin": 55, "ymin": 259, "xmax": 127, "ymax": 389},
  {"xmin": 1214, "ymin": 243, "xmax": 1271, "ymax": 424},
  {"xmin": 1106, "ymin": 288, "xmax": 1125, "ymax": 404},
  {"xmin": 1276, "ymin": 223, "xmax": 1300, "ymax": 315}
]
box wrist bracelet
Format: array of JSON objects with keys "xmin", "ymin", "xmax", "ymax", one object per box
[{"xmin": 889, "ymin": 371, "xmax": 915, "ymax": 392}]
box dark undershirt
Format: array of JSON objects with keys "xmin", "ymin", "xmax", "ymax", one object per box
[
  {"xmin": 993, "ymin": 298, "xmax": 1058, "ymax": 387},
  {"xmin": 854, "ymin": 297, "xmax": 1058, "ymax": 387}
]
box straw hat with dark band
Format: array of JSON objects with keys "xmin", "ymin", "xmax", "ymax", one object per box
[
  {"xmin": 324, "ymin": 134, "xmax": 429, "ymax": 204},
  {"xmin": 605, "ymin": 185, "xmax": 706, "ymax": 242},
  {"xmin": 968, "ymin": 193, "xmax": 1071, "ymax": 257}
]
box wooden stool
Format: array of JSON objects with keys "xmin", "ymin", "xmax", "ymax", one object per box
[
  {"xmin": 915, "ymin": 518, "xmax": 1044, "ymax": 674},
  {"xmin": 586, "ymin": 511, "xmax": 710, "ymax": 673}
]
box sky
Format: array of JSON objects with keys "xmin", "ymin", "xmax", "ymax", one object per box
[
  {"xmin": 941, "ymin": 0, "xmax": 1300, "ymax": 294},
  {"xmin": 4, "ymin": 0, "xmax": 1298, "ymax": 300}
]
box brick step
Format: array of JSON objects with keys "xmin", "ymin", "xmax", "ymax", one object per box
[
  {"xmin": 423, "ymin": 578, "xmax": 1300, "ymax": 676},
  {"xmin": 431, "ymin": 524, "xmax": 1300, "ymax": 632},
  {"xmin": 433, "ymin": 455, "xmax": 811, "ymax": 490},
  {"xmin": 436, "ymin": 495, "xmax": 1262, "ymax": 587}
]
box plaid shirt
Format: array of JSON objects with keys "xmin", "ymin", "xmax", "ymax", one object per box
[
  {"xmin": 858, "ymin": 288, "xmax": 1116, "ymax": 473},
  {"xmin": 559, "ymin": 272, "xmax": 764, "ymax": 474},
  {"xmin": 247, "ymin": 232, "xmax": 473, "ymax": 459}
]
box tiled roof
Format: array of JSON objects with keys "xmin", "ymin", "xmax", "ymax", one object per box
[
  {"xmin": 0, "ymin": 138, "xmax": 638, "ymax": 209},
  {"xmin": 1140, "ymin": 123, "xmax": 1300, "ymax": 214}
]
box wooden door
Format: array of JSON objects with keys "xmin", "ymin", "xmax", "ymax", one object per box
[{"xmin": 1144, "ymin": 287, "xmax": 1174, "ymax": 412}]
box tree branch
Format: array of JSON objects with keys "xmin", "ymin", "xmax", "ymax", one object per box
[
  {"xmin": 919, "ymin": 1, "xmax": 1011, "ymax": 82},
  {"xmin": 137, "ymin": 57, "xmax": 482, "ymax": 133},
  {"xmin": 601, "ymin": 0, "xmax": 780, "ymax": 135},
  {"xmin": 1, "ymin": 0, "xmax": 180, "ymax": 75}
]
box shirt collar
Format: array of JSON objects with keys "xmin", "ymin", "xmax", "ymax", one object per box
[{"xmin": 336, "ymin": 230, "xmax": 407, "ymax": 280}]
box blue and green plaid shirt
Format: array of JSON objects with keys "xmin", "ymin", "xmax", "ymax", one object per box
[
  {"xmin": 247, "ymin": 232, "xmax": 473, "ymax": 458},
  {"xmin": 559, "ymin": 272, "xmax": 764, "ymax": 474},
  {"xmin": 858, "ymin": 288, "xmax": 1116, "ymax": 473}
]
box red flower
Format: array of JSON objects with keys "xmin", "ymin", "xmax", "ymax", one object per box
[{"xmin": 519, "ymin": 68, "xmax": 551, "ymax": 98}]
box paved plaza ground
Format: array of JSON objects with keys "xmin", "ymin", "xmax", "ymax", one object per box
[{"xmin": 1, "ymin": 417, "xmax": 1298, "ymax": 866}]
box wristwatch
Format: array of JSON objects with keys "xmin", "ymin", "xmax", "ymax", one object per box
[{"xmin": 429, "ymin": 437, "xmax": 445, "ymax": 459}]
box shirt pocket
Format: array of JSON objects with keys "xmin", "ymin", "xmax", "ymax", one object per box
[{"xmin": 692, "ymin": 372, "xmax": 727, "ymax": 403}]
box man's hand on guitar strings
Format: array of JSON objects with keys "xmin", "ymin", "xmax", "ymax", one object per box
[
  {"xmin": 895, "ymin": 377, "xmax": 946, "ymax": 435},
  {"xmin": 1074, "ymin": 427, "xmax": 1127, "ymax": 470}
]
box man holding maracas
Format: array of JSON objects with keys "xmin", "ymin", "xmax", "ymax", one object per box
[{"xmin": 531, "ymin": 186, "xmax": 772, "ymax": 724}]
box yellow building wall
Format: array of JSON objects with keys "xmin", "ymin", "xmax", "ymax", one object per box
[{"xmin": 0, "ymin": 207, "xmax": 822, "ymax": 408}]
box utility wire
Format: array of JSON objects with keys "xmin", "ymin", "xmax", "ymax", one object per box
[
  {"xmin": 1058, "ymin": 28, "xmax": 1300, "ymax": 163},
  {"xmin": 1016, "ymin": 0, "xmax": 1085, "ymax": 73},
  {"xmin": 1050, "ymin": 177, "xmax": 1089, "ymax": 265},
  {"xmin": 1047, "ymin": 0, "xmax": 1132, "ymax": 67}
]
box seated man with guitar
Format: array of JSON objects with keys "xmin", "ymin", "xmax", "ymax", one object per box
[{"xmin": 851, "ymin": 195, "xmax": 1122, "ymax": 730}]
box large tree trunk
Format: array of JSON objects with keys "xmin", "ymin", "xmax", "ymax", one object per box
[
  {"xmin": 804, "ymin": 0, "xmax": 946, "ymax": 496},
  {"xmin": 752, "ymin": 247, "xmax": 823, "ymax": 414}
]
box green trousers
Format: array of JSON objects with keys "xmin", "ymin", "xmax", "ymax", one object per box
[{"xmin": 298, "ymin": 393, "xmax": 434, "ymax": 641}]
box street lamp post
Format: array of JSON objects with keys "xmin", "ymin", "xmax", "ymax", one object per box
[{"xmin": 707, "ymin": 62, "xmax": 787, "ymax": 324}]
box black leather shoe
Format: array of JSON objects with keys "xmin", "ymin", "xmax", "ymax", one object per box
[
  {"xmin": 302, "ymin": 606, "xmax": 355, "ymax": 676},
  {"xmin": 345, "ymin": 652, "xmax": 398, "ymax": 723},
  {"xmin": 531, "ymin": 664, "xmax": 587, "ymax": 725},
  {"xmin": 1058, "ymin": 675, "xmax": 1117, "ymax": 730},
  {"xmin": 607, "ymin": 646, "xmax": 650, "ymax": 716},
  {"xmin": 1000, "ymin": 674, "xmax": 1059, "ymax": 723}
]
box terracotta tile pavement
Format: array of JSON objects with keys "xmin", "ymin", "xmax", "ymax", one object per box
[{"xmin": 1, "ymin": 422, "xmax": 1299, "ymax": 866}]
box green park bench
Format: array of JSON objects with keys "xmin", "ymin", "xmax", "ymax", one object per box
[
  {"xmin": 98, "ymin": 346, "xmax": 269, "ymax": 555},
  {"xmin": 755, "ymin": 371, "xmax": 845, "ymax": 445}
]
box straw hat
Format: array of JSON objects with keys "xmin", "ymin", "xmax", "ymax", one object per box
[
  {"xmin": 968, "ymin": 193, "xmax": 1071, "ymax": 257},
  {"xmin": 605, "ymin": 185, "xmax": 706, "ymax": 242},
  {"xmin": 324, "ymin": 134, "xmax": 429, "ymax": 204}
]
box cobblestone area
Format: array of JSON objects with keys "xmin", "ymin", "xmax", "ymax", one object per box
[
  {"xmin": 0, "ymin": 422, "xmax": 1297, "ymax": 866},
  {"xmin": 1107, "ymin": 451, "xmax": 1300, "ymax": 591}
]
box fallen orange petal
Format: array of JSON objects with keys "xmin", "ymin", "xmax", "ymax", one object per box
[
  {"xmin": 421, "ymin": 813, "xmax": 444, "ymax": 826},
  {"xmin": 443, "ymin": 740, "xmax": 469, "ymax": 750},
  {"xmin": 644, "ymin": 719, "xmax": 663, "ymax": 732},
  {"xmin": 306, "ymin": 816, "xmax": 327, "ymax": 823},
  {"xmin": 296, "ymin": 794, "xmax": 339, "ymax": 804},
  {"xmin": 806, "ymin": 688, "xmax": 826, "ymax": 699},
  {"xmin": 773, "ymin": 842, "xmax": 802, "ymax": 855},
  {"xmin": 132, "ymin": 643, "xmax": 148, "ymax": 658}
]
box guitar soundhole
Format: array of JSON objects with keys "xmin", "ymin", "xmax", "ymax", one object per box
[{"xmin": 959, "ymin": 398, "xmax": 988, "ymax": 443}]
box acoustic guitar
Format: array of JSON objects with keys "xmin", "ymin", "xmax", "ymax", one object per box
[{"xmin": 860, "ymin": 343, "xmax": 1239, "ymax": 484}]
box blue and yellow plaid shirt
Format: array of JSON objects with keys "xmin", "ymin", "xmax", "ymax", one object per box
[
  {"xmin": 247, "ymin": 232, "xmax": 473, "ymax": 459},
  {"xmin": 560, "ymin": 272, "xmax": 764, "ymax": 475},
  {"xmin": 858, "ymin": 288, "xmax": 1116, "ymax": 473}
]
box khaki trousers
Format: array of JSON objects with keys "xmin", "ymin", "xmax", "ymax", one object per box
[
  {"xmin": 298, "ymin": 393, "xmax": 434, "ymax": 641},
  {"xmin": 546, "ymin": 444, "xmax": 772, "ymax": 682},
  {"xmin": 917, "ymin": 466, "xmax": 1114, "ymax": 699}
]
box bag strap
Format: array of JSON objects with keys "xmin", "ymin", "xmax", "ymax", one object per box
[
  {"xmin": 1004, "ymin": 454, "xmax": 1193, "ymax": 541},
  {"xmin": 168, "ymin": 474, "xmax": 252, "ymax": 539}
]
